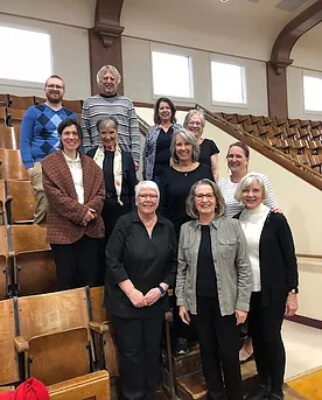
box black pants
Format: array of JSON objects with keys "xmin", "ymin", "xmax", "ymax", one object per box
[
  {"xmin": 248, "ymin": 292, "xmax": 286, "ymax": 396},
  {"xmin": 112, "ymin": 314, "xmax": 163, "ymax": 400},
  {"xmin": 51, "ymin": 235, "xmax": 100, "ymax": 290},
  {"xmin": 193, "ymin": 296, "xmax": 243, "ymax": 400}
]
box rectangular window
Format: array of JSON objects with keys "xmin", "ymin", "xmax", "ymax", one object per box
[
  {"xmin": 0, "ymin": 25, "xmax": 52, "ymax": 84},
  {"xmin": 303, "ymin": 75, "xmax": 322, "ymax": 112},
  {"xmin": 151, "ymin": 51, "xmax": 193, "ymax": 98},
  {"xmin": 211, "ymin": 61, "xmax": 247, "ymax": 105}
]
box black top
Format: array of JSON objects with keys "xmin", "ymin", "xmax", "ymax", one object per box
[
  {"xmin": 196, "ymin": 225, "xmax": 218, "ymax": 297},
  {"xmin": 235, "ymin": 212, "xmax": 298, "ymax": 306},
  {"xmin": 86, "ymin": 147, "xmax": 136, "ymax": 199},
  {"xmin": 199, "ymin": 139, "xmax": 220, "ymax": 169},
  {"xmin": 154, "ymin": 126, "xmax": 175, "ymax": 178},
  {"xmin": 104, "ymin": 211, "xmax": 177, "ymax": 318},
  {"xmin": 159, "ymin": 164, "xmax": 214, "ymax": 237}
]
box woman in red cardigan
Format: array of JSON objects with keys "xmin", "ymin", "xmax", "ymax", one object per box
[{"xmin": 42, "ymin": 118, "xmax": 105, "ymax": 290}]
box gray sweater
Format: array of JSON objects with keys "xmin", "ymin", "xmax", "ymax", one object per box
[
  {"xmin": 176, "ymin": 216, "xmax": 252, "ymax": 316},
  {"xmin": 82, "ymin": 94, "xmax": 141, "ymax": 162}
]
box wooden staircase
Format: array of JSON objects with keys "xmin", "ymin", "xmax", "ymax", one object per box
[{"xmin": 161, "ymin": 337, "xmax": 308, "ymax": 400}]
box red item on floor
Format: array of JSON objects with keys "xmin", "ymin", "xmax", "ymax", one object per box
[{"xmin": 0, "ymin": 378, "xmax": 49, "ymax": 400}]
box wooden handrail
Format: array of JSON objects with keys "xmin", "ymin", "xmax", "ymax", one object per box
[{"xmin": 296, "ymin": 253, "xmax": 322, "ymax": 260}]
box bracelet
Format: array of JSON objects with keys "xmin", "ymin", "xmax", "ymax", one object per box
[
  {"xmin": 157, "ymin": 285, "xmax": 166, "ymax": 298},
  {"xmin": 289, "ymin": 288, "xmax": 299, "ymax": 294}
]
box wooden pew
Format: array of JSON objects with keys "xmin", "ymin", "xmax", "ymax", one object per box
[
  {"xmin": 6, "ymin": 180, "xmax": 35, "ymax": 224},
  {"xmin": 10, "ymin": 225, "xmax": 57, "ymax": 296},
  {"xmin": 13, "ymin": 287, "xmax": 96, "ymax": 385},
  {"xmin": 0, "ymin": 149, "xmax": 29, "ymax": 180}
]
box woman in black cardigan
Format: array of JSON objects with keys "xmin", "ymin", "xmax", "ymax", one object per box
[
  {"xmin": 235, "ymin": 173, "xmax": 298, "ymax": 400},
  {"xmin": 87, "ymin": 116, "xmax": 137, "ymax": 240}
]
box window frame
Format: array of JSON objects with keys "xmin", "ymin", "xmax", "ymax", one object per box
[
  {"xmin": 302, "ymin": 71, "xmax": 322, "ymax": 115},
  {"xmin": 0, "ymin": 22, "xmax": 53, "ymax": 89},
  {"xmin": 210, "ymin": 56, "xmax": 248, "ymax": 108},
  {"xmin": 150, "ymin": 45, "xmax": 195, "ymax": 102}
]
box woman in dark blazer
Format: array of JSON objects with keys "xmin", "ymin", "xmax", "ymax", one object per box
[
  {"xmin": 105, "ymin": 180, "xmax": 176, "ymax": 400},
  {"xmin": 42, "ymin": 118, "xmax": 105, "ymax": 290},
  {"xmin": 87, "ymin": 116, "xmax": 137, "ymax": 240},
  {"xmin": 235, "ymin": 173, "xmax": 299, "ymax": 400}
]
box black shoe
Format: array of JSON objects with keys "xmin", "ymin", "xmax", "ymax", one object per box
[
  {"xmin": 267, "ymin": 391, "xmax": 283, "ymax": 400},
  {"xmin": 245, "ymin": 385, "xmax": 269, "ymax": 400},
  {"xmin": 176, "ymin": 337, "xmax": 189, "ymax": 355}
]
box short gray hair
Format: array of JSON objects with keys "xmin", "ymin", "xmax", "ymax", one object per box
[
  {"xmin": 186, "ymin": 179, "xmax": 225, "ymax": 219},
  {"xmin": 183, "ymin": 109, "xmax": 206, "ymax": 129},
  {"xmin": 96, "ymin": 116, "xmax": 119, "ymax": 132},
  {"xmin": 234, "ymin": 173, "xmax": 268, "ymax": 203},
  {"xmin": 170, "ymin": 129, "xmax": 200, "ymax": 164},
  {"xmin": 96, "ymin": 65, "xmax": 121, "ymax": 85},
  {"xmin": 135, "ymin": 180, "xmax": 160, "ymax": 198}
]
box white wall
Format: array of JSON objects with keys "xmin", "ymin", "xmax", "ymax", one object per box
[
  {"xmin": 0, "ymin": 0, "xmax": 94, "ymax": 100},
  {"xmin": 122, "ymin": 36, "xmax": 268, "ymax": 115}
]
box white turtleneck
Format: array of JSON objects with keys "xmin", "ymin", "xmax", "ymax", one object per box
[{"xmin": 239, "ymin": 203, "xmax": 270, "ymax": 292}]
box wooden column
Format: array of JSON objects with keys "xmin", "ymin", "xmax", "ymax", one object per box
[
  {"xmin": 267, "ymin": 0, "xmax": 322, "ymax": 118},
  {"xmin": 88, "ymin": 0, "xmax": 125, "ymax": 95}
]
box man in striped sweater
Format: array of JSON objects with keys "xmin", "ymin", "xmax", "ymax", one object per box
[{"xmin": 82, "ymin": 65, "xmax": 140, "ymax": 170}]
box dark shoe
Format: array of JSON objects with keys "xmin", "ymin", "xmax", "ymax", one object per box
[
  {"xmin": 267, "ymin": 391, "xmax": 283, "ymax": 400},
  {"xmin": 245, "ymin": 385, "xmax": 269, "ymax": 400},
  {"xmin": 176, "ymin": 337, "xmax": 189, "ymax": 355}
]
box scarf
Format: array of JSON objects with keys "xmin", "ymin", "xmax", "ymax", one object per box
[{"xmin": 93, "ymin": 144, "xmax": 123, "ymax": 205}]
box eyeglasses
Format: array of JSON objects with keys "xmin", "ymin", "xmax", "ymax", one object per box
[
  {"xmin": 195, "ymin": 194, "xmax": 215, "ymax": 200},
  {"xmin": 138, "ymin": 194, "xmax": 158, "ymax": 199},
  {"xmin": 46, "ymin": 84, "xmax": 64, "ymax": 90}
]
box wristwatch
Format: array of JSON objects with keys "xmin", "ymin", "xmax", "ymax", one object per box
[
  {"xmin": 157, "ymin": 285, "xmax": 166, "ymax": 298},
  {"xmin": 289, "ymin": 288, "xmax": 299, "ymax": 294}
]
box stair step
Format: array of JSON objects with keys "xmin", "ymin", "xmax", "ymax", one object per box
[{"xmin": 176, "ymin": 360, "xmax": 257, "ymax": 400}]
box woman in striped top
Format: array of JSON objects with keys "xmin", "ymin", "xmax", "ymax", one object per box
[{"xmin": 218, "ymin": 142, "xmax": 278, "ymax": 218}]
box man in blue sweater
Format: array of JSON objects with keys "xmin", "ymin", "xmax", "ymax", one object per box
[{"xmin": 20, "ymin": 75, "xmax": 77, "ymax": 224}]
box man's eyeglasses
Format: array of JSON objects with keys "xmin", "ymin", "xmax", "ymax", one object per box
[
  {"xmin": 46, "ymin": 84, "xmax": 64, "ymax": 90},
  {"xmin": 195, "ymin": 194, "xmax": 215, "ymax": 200},
  {"xmin": 138, "ymin": 194, "xmax": 158, "ymax": 199}
]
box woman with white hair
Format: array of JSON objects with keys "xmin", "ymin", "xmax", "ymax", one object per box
[
  {"xmin": 104, "ymin": 180, "xmax": 176, "ymax": 400},
  {"xmin": 235, "ymin": 173, "xmax": 298, "ymax": 400}
]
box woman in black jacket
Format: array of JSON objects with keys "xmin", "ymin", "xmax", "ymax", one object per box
[
  {"xmin": 105, "ymin": 180, "xmax": 176, "ymax": 400},
  {"xmin": 87, "ymin": 116, "xmax": 137, "ymax": 240},
  {"xmin": 235, "ymin": 173, "xmax": 299, "ymax": 400}
]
